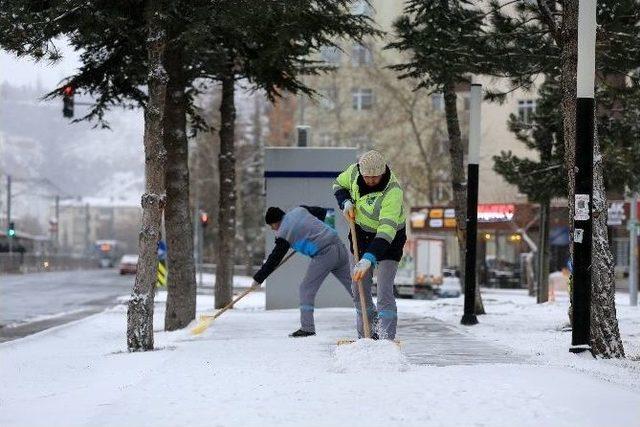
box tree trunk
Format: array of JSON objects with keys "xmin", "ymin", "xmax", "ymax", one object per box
[
  {"xmin": 163, "ymin": 40, "xmax": 197, "ymax": 331},
  {"xmin": 590, "ymin": 118, "xmax": 625, "ymax": 357},
  {"xmin": 561, "ymin": 0, "xmax": 623, "ymax": 357},
  {"xmin": 560, "ymin": 0, "xmax": 579, "ymax": 326},
  {"xmin": 235, "ymin": 152, "xmax": 252, "ymax": 277},
  {"xmin": 443, "ymin": 79, "xmax": 485, "ymax": 315},
  {"xmin": 537, "ymin": 200, "xmax": 550, "ymax": 303},
  {"xmin": 215, "ymin": 72, "xmax": 236, "ymax": 308},
  {"xmin": 127, "ymin": 0, "xmax": 167, "ymax": 351}
]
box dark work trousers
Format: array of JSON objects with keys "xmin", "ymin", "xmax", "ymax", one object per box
[
  {"xmin": 351, "ymin": 259, "xmax": 399, "ymax": 339},
  {"xmin": 299, "ymin": 242, "xmax": 353, "ymax": 332}
]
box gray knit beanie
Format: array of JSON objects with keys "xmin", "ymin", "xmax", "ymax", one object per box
[{"xmin": 358, "ymin": 150, "xmax": 386, "ymax": 176}]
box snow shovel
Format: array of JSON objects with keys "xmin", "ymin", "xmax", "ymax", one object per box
[
  {"xmin": 191, "ymin": 251, "xmax": 296, "ymax": 335},
  {"xmin": 337, "ymin": 219, "xmax": 401, "ymax": 347}
]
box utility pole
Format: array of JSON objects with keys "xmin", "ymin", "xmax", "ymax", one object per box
[
  {"xmin": 193, "ymin": 197, "xmax": 200, "ymax": 286},
  {"xmin": 629, "ymin": 193, "xmax": 638, "ymax": 306},
  {"xmin": 6, "ymin": 174, "xmax": 12, "ymax": 254},
  {"xmin": 55, "ymin": 194, "xmax": 60, "ymax": 253},
  {"xmin": 198, "ymin": 213, "xmax": 204, "ymax": 287},
  {"xmin": 84, "ymin": 203, "xmax": 91, "ymax": 255},
  {"xmin": 461, "ymin": 83, "xmax": 482, "ymax": 326},
  {"xmin": 571, "ymin": 0, "xmax": 596, "ymax": 354}
]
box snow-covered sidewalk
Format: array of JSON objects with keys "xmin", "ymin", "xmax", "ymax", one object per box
[{"xmin": 1, "ymin": 289, "xmax": 639, "ymax": 427}]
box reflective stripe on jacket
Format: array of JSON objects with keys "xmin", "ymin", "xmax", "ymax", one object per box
[{"xmin": 333, "ymin": 163, "xmax": 406, "ymax": 244}]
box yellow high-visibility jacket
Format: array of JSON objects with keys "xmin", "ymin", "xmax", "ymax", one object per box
[{"xmin": 333, "ymin": 163, "xmax": 406, "ymax": 262}]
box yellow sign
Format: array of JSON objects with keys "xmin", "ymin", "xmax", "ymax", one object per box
[
  {"xmin": 156, "ymin": 261, "xmax": 167, "ymax": 287},
  {"xmin": 429, "ymin": 209, "xmax": 444, "ymax": 219}
]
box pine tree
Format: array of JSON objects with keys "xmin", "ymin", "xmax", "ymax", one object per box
[
  {"xmin": 389, "ymin": 0, "xmax": 492, "ymax": 315},
  {"xmin": 1, "ymin": 0, "xmax": 378, "ymax": 342},
  {"xmin": 483, "ymin": 0, "xmax": 640, "ymax": 357},
  {"xmin": 192, "ymin": 1, "xmax": 379, "ymax": 308},
  {"xmin": 493, "ymin": 76, "xmax": 566, "ymax": 303}
]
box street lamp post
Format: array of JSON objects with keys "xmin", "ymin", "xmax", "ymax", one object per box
[
  {"xmin": 571, "ymin": 0, "xmax": 597, "ymax": 353},
  {"xmin": 461, "ymin": 83, "xmax": 482, "ymax": 326}
]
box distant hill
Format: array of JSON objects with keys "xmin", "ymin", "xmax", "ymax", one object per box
[
  {"xmin": 0, "ymin": 83, "xmax": 144, "ymax": 195},
  {"xmin": 0, "ymin": 83, "xmax": 144, "ymax": 230}
]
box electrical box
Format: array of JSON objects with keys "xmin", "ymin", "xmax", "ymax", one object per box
[{"xmin": 264, "ymin": 147, "xmax": 357, "ymax": 310}]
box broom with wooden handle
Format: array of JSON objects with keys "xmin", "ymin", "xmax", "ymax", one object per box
[
  {"xmin": 349, "ymin": 218, "xmax": 371, "ymax": 339},
  {"xmin": 191, "ymin": 251, "xmax": 296, "ymax": 335}
]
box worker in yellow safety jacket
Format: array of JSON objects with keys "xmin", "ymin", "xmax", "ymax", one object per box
[{"xmin": 333, "ymin": 150, "xmax": 406, "ymax": 340}]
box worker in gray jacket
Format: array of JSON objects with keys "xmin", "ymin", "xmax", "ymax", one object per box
[{"xmin": 253, "ymin": 206, "xmax": 353, "ymax": 337}]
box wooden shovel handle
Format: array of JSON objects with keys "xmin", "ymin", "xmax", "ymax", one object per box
[
  {"xmin": 349, "ymin": 219, "xmax": 371, "ymax": 339},
  {"xmin": 202, "ymin": 251, "xmax": 296, "ymax": 320}
]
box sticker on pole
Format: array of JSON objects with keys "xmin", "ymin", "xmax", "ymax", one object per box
[
  {"xmin": 575, "ymin": 228, "xmax": 584, "ymax": 243},
  {"xmin": 574, "ymin": 194, "xmax": 590, "ymax": 220}
]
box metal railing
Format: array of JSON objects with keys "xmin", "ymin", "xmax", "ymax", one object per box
[{"xmin": 0, "ymin": 253, "xmax": 98, "ymax": 274}]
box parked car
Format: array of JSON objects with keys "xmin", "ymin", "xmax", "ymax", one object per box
[
  {"xmin": 119, "ymin": 254, "xmax": 139, "ymax": 275},
  {"xmin": 437, "ymin": 276, "xmax": 462, "ymax": 298},
  {"xmin": 481, "ymin": 256, "xmax": 521, "ymax": 288}
]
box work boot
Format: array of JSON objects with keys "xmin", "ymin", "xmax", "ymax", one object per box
[{"xmin": 289, "ymin": 329, "xmax": 316, "ymax": 338}]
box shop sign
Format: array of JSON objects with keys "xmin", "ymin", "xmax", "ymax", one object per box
[
  {"xmin": 477, "ymin": 204, "xmax": 515, "ymax": 223},
  {"xmin": 607, "ymin": 201, "xmax": 626, "ymax": 226},
  {"xmin": 411, "ymin": 204, "xmax": 515, "ymax": 230}
]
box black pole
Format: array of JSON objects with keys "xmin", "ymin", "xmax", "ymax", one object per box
[
  {"xmin": 571, "ymin": 97, "xmax": 593, "ymax": 352},
  {"xmin": 570, "ymin": 0, "xmax": 596, "ymax": 354},
  {"xmin": 462, "ymin": 163, "xmax": 479, "ymax": 325},
  {"xmin": 461, "ymin": 83, "xmax": 481, "ymax": 326}
]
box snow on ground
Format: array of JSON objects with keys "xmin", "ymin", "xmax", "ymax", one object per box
[
  {"xmin": 197, "ymin": 273, "xmax": 255, "ymax": 288},
  {"xmin": 1, "ymin": 288, "xmax": 639, "ymax": 427},
  {"xmin": 401, "ymin": 289, "xmax": 640, "ymax": 392}
]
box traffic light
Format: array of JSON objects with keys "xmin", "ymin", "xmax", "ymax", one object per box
[
  {"xmin": 7, "ymin": 222, "xmax": 15, "ymax": 238},
  {"xmin": 200, "ymin": 211, "xmax": 209, "ymax": 228},
  {"xmin": 62, "ymin": 85, "xmax": 74, "ymax": 118}
]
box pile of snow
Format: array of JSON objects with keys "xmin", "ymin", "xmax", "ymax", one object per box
[{"xmin": 333, "ymin": 338, "xmax": 407, "ymax": 373}]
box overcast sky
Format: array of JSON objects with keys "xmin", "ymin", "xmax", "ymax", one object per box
[{"xmin": 0, "ymin": 40, "xmax": 80, "ymax": 90}]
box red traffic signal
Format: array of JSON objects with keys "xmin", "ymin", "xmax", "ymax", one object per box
[
  {"xmin": 62, "ymin": 85, "xmax": 74, "ymax": 118},
  {"xmin": 200, "ymin": 211, "xmax": 209, "ymax": 227}
]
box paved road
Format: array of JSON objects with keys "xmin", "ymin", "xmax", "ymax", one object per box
[{"xmin": 0, "ymin": 269, "xmax": 134, "ymax": 342}]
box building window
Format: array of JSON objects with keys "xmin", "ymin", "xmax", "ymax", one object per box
[
  {"xmin": 351, "ymin": 43, "xmax": 373, "ymax": 66},
  {"xmin": 352, "ymin": 88, "xmax": 373, "ymax": 110},
  {"xmin": 320, "ymin": 86, "xmax": 338, "ymax": 110},
  {"xmin": 431, "ymin": 93, "xmax": 444, "ymax": 112},
  {"xmin": 351, "ymin": 0, "xmax": 375, "ymax": 17},
  {"xmin": 320, "ymin": 45, "xmax": 341, "ymax": 66},
  {"xmin": 518, "ymin": 99, "xmax": 536, "ymax": 124}
]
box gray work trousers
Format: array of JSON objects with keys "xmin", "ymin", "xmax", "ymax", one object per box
[
  {"xmin": 299, "ymin": 242, "xmax": 353, "ymax": 332},
  {"xmin": 351, "ymin": 259, "xmax": 399, "ymax": 340}
]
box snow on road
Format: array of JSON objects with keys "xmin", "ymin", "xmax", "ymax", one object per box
[{"xmin": 1, "ymin": 289, "xmax": 639, "ymax": 427}]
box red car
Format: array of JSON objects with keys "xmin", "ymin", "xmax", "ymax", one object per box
[{"xmin": 119, "ymin": 254, "xmax": 139, "ymax": 275}]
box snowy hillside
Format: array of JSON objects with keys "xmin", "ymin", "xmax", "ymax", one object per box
[{"xmin": 0, "ymin": 83, "xmax": 144, "ymax": 227}]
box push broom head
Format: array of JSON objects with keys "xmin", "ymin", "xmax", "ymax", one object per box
[{"xmin": 191, "ymin": 318, "xmax": 213, "ymax": 335}]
